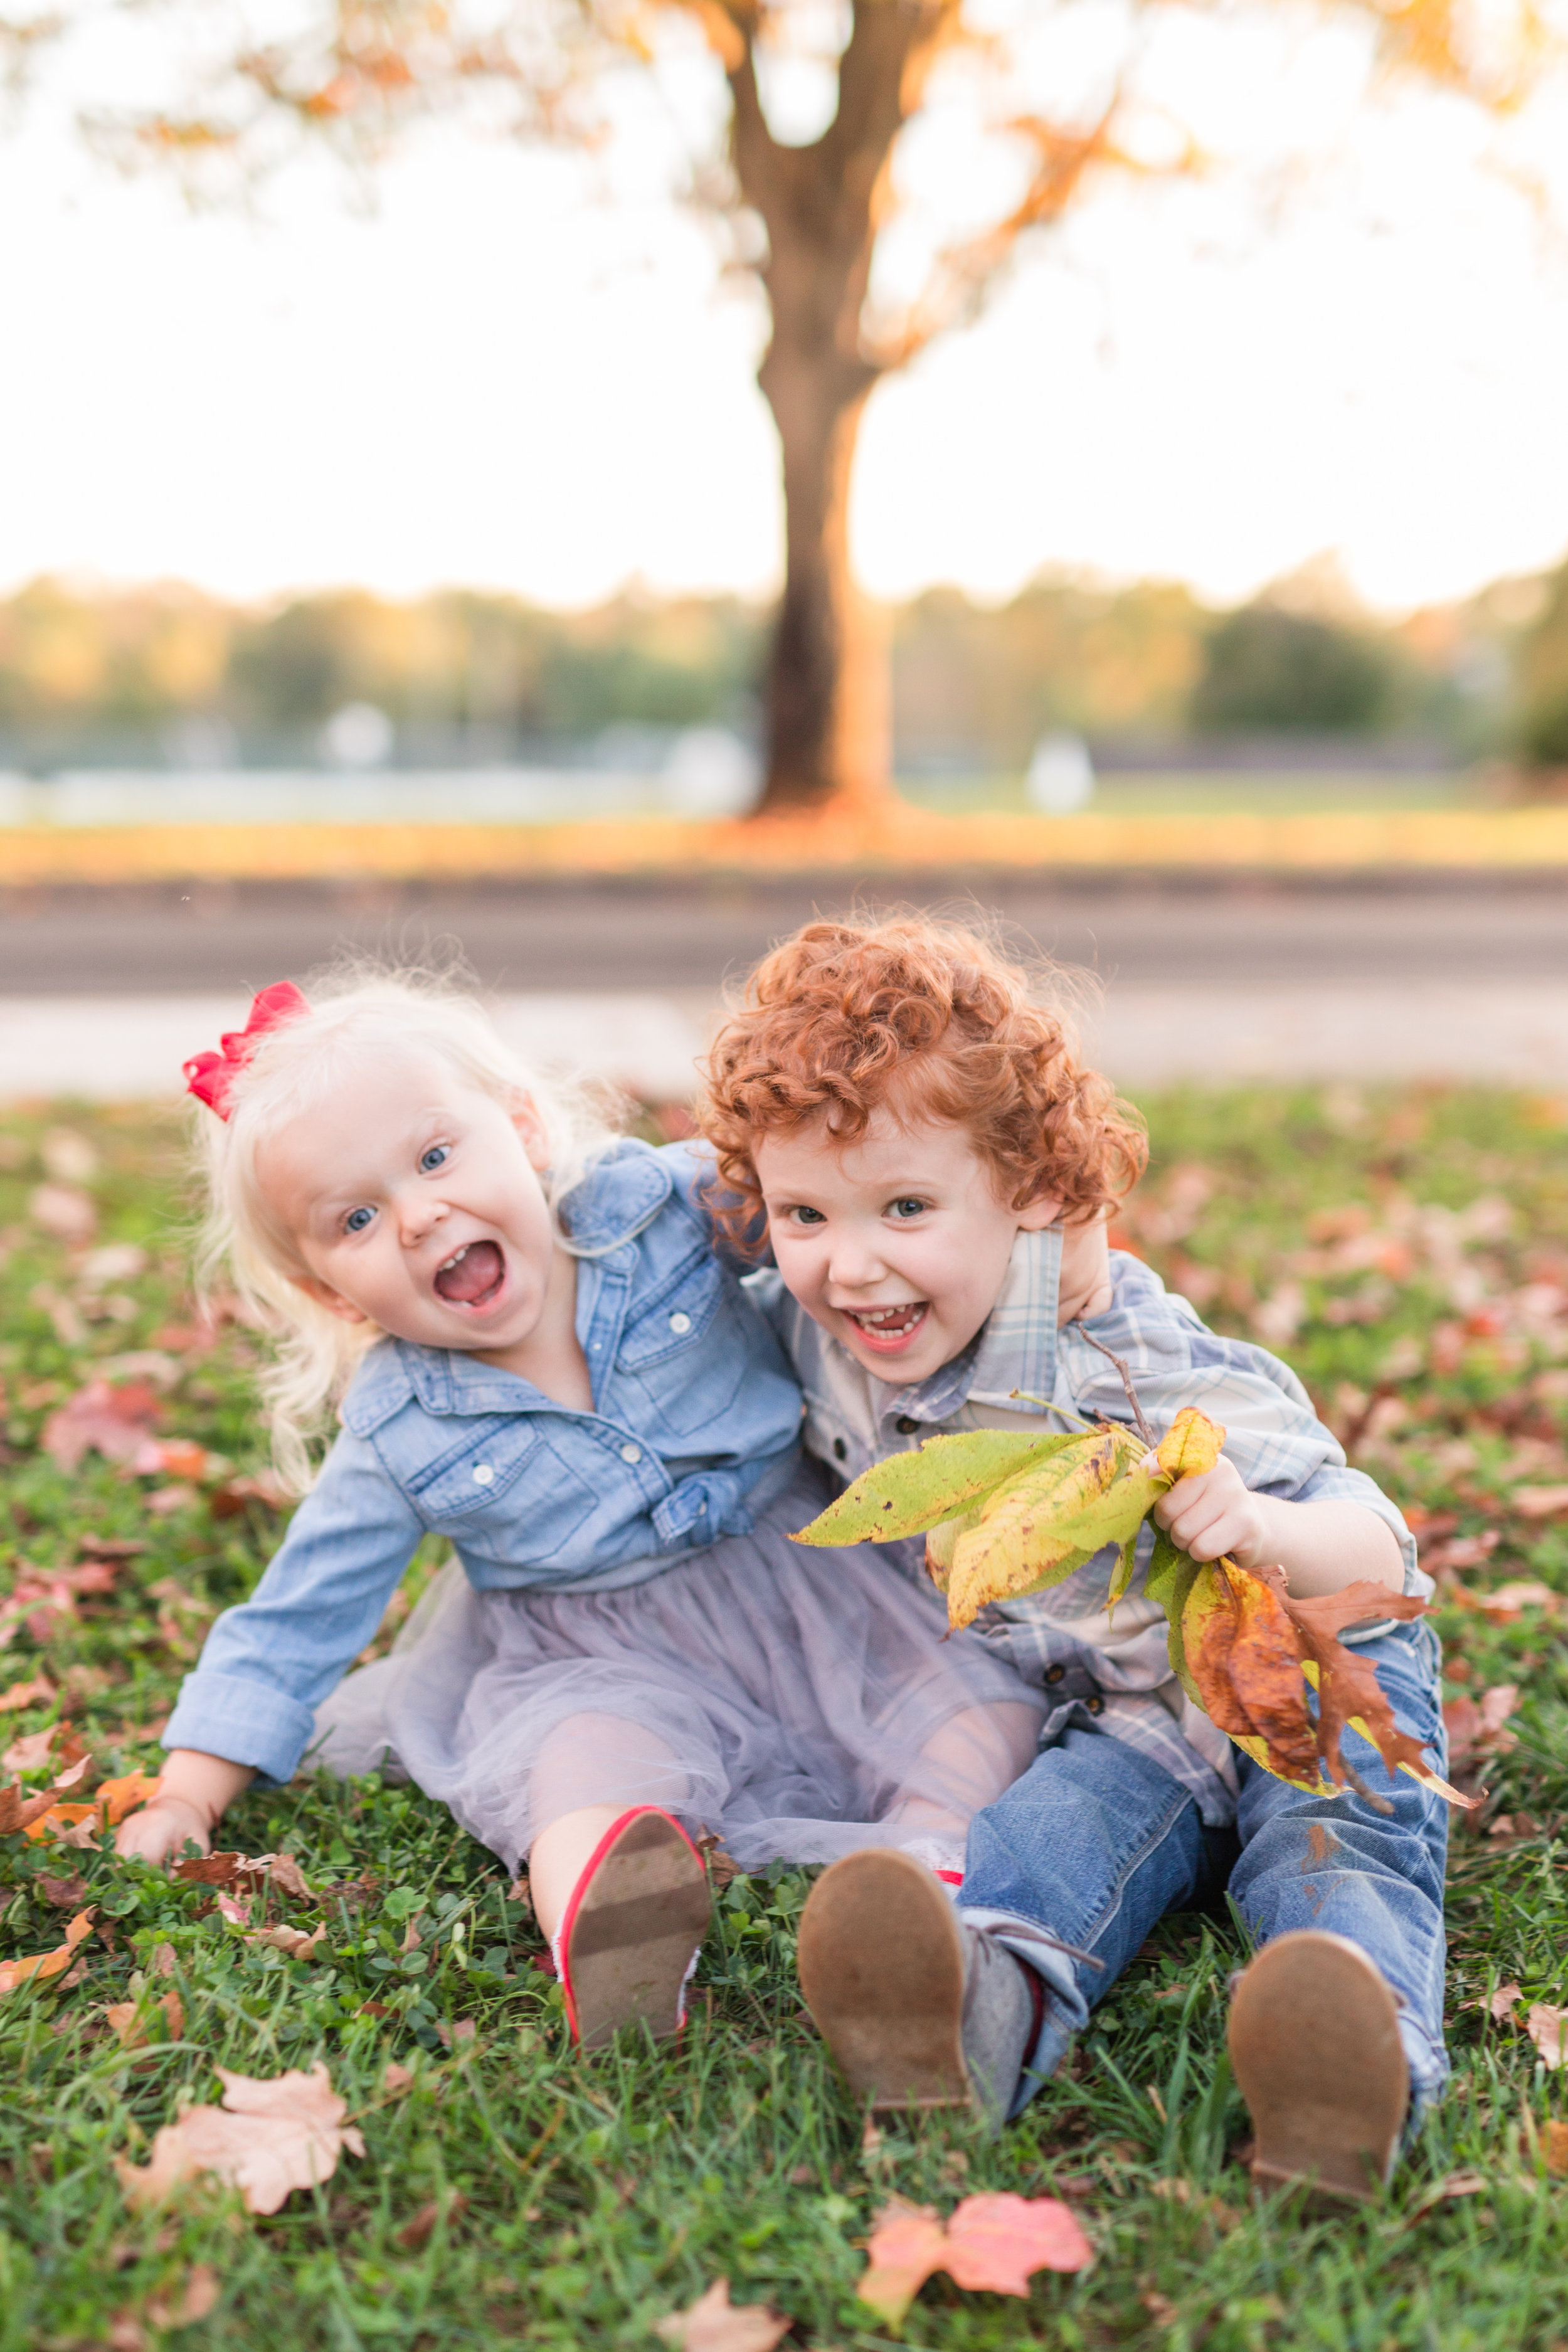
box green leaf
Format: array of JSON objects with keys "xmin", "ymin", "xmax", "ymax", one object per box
[
  {"xmin": 1147, "ymin": 1525, "xmax": 1205, "ymax": 1702},
  {"xmin": 790, "ymin": 1428, "xmax": 1083, "ymax": 1545}
]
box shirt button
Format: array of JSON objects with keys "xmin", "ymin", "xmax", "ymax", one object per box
[
  {"xmin": 472, "ymin": 1463, "xmax": 495, "ymax": 1486},
  {"xmin": 1044, "ymin": 1663, "xmax": 1065, "ymax": 1685},
  {"xmin": 1086, "ymin": 1695, "xmax": 1106, "ymax": 1716},
  {"xmin": 832, "ymin": 1438, "xmax": 847, "ymax": 1461},
  {"xmin": 620, "ymin": 1443, "xmax": 642, "ymax": 1465},
  {"xmin": 896, "ymin": 1414, "xmax": 920, "ymax": 1435},
  {"xmin": 669, "ymin": 1311, "xmax": 691, "ymax": 1335}
]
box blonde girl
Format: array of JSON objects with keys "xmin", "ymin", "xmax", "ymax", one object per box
[{"xmin": 118, "ymin": 972, "xmax": 1042, "ymax": 2049}]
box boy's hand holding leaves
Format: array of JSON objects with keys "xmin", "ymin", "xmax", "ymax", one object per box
[{"xmin": 794, "ymin": 1394, "xmax": 1471, "ymax": 1812}]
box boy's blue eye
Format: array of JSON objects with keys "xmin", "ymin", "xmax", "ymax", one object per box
[
  {"xmin": 890, "ymin": 1199, "xmax": 927, "ymax": 1220},
  {"xmin": 420, "ymin": 1144, "xmax": 450, "ymax": 1172},
  {"xmin": 793, "ymin": 1206, "xmax": 827, "ymax": 1226},
  {"xmin": 344, "ymin": 1205, "xmax": 375, "ymax": 1234}
]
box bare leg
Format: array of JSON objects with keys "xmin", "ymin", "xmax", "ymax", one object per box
[
  {"xmin": 889, "ymin": 1701, "xmax": 1042, "ymax": 1837},
  {"xmin": 526, "ymin": 1711, "xmax": 691, "ymax": 1941}
]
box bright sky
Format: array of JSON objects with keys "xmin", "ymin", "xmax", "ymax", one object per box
[{"xmin": 3, "ymin": 2, "xmax": 1567, "ymax": 615}]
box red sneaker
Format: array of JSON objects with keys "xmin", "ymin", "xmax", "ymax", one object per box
[{"xmin": 557, "ymin": 1807, "xmax": 712, "ymax": 2052}]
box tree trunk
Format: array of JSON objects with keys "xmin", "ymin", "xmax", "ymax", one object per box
[
  {"xmin": 726, "ymin": 1, "xmax": 953, "ymax": 819},
  {"xmin": 759, "ymin": 351, "xmax": 887, "ymax": 814}
]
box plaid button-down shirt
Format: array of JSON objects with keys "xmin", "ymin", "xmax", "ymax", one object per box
[{"xmin": 746, "ymin": 1227, "xmax": 1425, "ymax": 1825}]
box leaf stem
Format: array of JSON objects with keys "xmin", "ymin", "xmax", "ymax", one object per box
[{"xmin": 1070, "ymin": 1325, "xmax": 1157, "ymax": 1449}]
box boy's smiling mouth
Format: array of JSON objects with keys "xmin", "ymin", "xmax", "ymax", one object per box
[
  {"xmin": 433, "ymin": 1239, "xmax": 507, "ymax": 1309},
  {"xmin": 841, "ymin": 1301, "xmax": 930, "ymax": 1353}
]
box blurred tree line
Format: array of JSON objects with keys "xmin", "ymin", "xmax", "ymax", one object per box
[{"xmin": 0, "ymin": 554, "xmax": 1562, "ymax": 773}]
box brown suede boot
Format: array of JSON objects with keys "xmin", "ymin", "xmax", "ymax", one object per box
[
  {"xmin": 1227, "ymin": 1931, "xmax": 1409, "ymax": 2205},
  {"xmin": 797, "ymin": 1848, "xmax": 1039, "ymax": 2127}
]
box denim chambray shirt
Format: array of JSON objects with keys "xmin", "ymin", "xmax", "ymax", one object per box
[{"xmin": 162, "ymin": 1140, "xmax": 803, "ymax": 1785}]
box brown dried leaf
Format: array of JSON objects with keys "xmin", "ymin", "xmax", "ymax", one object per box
[
  {"xmin": 0, "ymin": 1675, "xmax": 56, "ymax": 1714},
  {"xmin": 146, "ymin": 2264, "xmax": 220, "ymax": 2329},
  {"xmin": 248, "ymin": 1924, "xmax": 325, "ymax": 1961},
  {"xmin": 381, "ymin": 2062, "xmax": 415, "ymax": 2099},
  {"xmin": 655, "ymin": 2278, "xmax": 793, "ymax": 2352},
  {"xmin": 1286, "ymin": 1582, "xmax": 1439, "ymax": 1790},
  {"xmin": 1527, "ymin": 2005, "xmax": 1568, "ymax": 2069},
  {"xmin": 116, "ymin": 2062, "xmax": 364, "ymax": 2215},
  {"xmin": 395, "ymin": 2190, "xmax": 467, "ymax": 2250},
  {"xmin": 1184, "ymin": 1564, "xmax": 1322, "ymax": 1785}
]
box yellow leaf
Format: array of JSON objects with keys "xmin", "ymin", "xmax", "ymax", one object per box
[
  {"xmin": 793, "ymin": 1428, "xmax": 1082, "ymax": 1547},
  {"xmin": 1155, "ymin": 1406, "xmax": 1226, "ymax": 1481},
  {"xmin": 946, "ymin": 1428, "xmax": 1153, "ymax": 1629}
]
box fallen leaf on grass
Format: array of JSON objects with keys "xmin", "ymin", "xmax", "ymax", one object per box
[
  {"xmin": 381, "ymin": 2062, "xmax": 415, "ymax": 2099},
  {"xmin": 0, "ymin": 1907, "xmax": 94, "ymax": 1994},
  {"xmin": 40, "ymin": 1871, "xmax": 88, "ymax": 1907},
  {"xmin": 248, "ymin": 1924, "xmax": 325, "ymax": 1961},
  {"xmin": 29, "ymin": 1182, "xmax": 97, "ymax": 1244},
  {"xmin": 105, "ymin": 1990, "xmax": 184, "ymax": 2049},
  {"xmin": 209, "ymin": 1471, "xmax": 290, "ymax": 1519},
  {"xmin": 116, "ymin": 2063, "xmax": 364, "ymax": 2215},
  {"xmin": 1488, "ymin": 1981, "xmax": 1522, "ymax": 2021},
  {"xmin": 396, "ymin": 2190, "xmax": 469, "ymax": 2250},
  {"xmin": 1511, "ymin": 1485, "xmax": 1568, "ymax": 1520},
  {"xmin": 41, "ymin": 1379, "xmax": 163, "ymax": 1473},
  {"xmin": 2, "ymin": 1752, "xmax": 92, "ymax": 1838},
  {"xmin": 1443, "ymin": 1686, "xmax": 1520, "ymax": 1774},
  {"xmin": 857, "ymin": 2193, "xmax": 1093, "ymax": 2324},
  {"xmin": 1527, "ymin": 2005, "xmax": 1568, "ymax": 2068},
  {"xmin": 0, "ymin": 1675, "xmax": 56, "ymax": 1714},
  {"xmin": 145, "ymin": 2265, "xmax": 220, "ymax": 2329},
  {"xmin": 655, "ymin": 2279, "xmax": 793, "ymax": 2352},
  {"xmin": 171, "ymin": 1850, "xmax": 312, "ymax": 1902},
  {"xmin": 1531, "ymin": 2114, "xmax": 1568, "ymax": 2175},
  {"xmin": 1404, "ymin": 2171, "xmax": 1488, "ymax": 2220}
]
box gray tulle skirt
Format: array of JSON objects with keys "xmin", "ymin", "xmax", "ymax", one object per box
[{"xmin": 308, "ymin": 1463, "xmax": 1043, "ymax": 1874}]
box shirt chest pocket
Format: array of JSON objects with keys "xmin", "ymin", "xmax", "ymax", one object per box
[
  {"xmin": 617, "ymin": 1252, "xmax": 741, "ymax": 1440},
  {"xmin": 405, "ymin": 1419, "xmax": 598, "ymax": 1564}
]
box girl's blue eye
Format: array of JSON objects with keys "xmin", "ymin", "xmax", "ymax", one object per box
[
  {"xmin": 891, "ymin": 1199, "xmax": 927, "ymax": 1220},
  {"xmin": 420, "ymin": 1144, "xmax": 450, "ymax": 1173},
  {"xmin": 344, "ymin": 1205, "xmax": 374, "ymax": 1234},
  {"xmin": 792, "ymin": 1205, "xmax": 827, "ymax": 1226}
]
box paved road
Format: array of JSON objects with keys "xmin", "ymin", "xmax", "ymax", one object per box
[{"xmin": 1, "ymin": 874, "xmax": 1565, "ymax": 993}]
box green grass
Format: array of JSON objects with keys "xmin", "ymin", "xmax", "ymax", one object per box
[{"xmin": 4, "ymin": 1088, "xmax": 1568, "ymax": 2349}]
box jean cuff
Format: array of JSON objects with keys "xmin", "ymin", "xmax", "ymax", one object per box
[{"xmin": 959, "ymin": 1903, "xmax": 1090, "ymax": 2119}]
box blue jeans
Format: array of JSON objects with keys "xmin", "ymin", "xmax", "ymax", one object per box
[{"xmin": 959, "ymin": 1619, "xmax": 1450, "ymax": 2124}]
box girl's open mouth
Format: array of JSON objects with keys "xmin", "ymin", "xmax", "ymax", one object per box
[
  {"xmin": 842, "ymin": 1301, "xmax": 929, "ymax": 1354},
  {"xmin": 433, "ymin": 1239, "xmax": 506, "ymax": 1310}
]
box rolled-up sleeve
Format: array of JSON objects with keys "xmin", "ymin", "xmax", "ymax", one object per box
[{"xmin": 162, "ymin": 1431, "xmax": 425, "ymax": 1785}]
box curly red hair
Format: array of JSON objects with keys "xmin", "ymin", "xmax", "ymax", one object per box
[{"xmin": 697, "ymin": 914, "xmax": 1147, "ymax": 1251}]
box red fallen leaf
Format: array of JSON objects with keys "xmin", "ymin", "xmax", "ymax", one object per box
[
  {"xmin": 654, "ymin": 2279, "xmax": 793, "ymax": 2351},
  {"xmin": 857, "ymin": 2193, "xmax": 1093, "ymax": 2324},
  {"xmin": 41, "ymin": 1380, "xmax": 163, "ymax": 1474},
  {"xmin": 209, "ymin": 1471, "xmax": 290, "ymax": 1520},
  {"xmin": 0, "ymin": 1906, "xmax": 95, "ymax": 1994},
  {"xmin": 1444, "ymin": 1686, "xmax": 1519, "ymax": 1774},
  {"xmin": 115, "ymin": 2062, "xmax": 365, "ymax": 2215}
]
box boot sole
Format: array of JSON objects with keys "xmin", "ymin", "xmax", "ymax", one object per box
[
  {"xmin": 1227, "ymin": 1931, "xmax": 1408, "ymax": 2205},
  {"xmin": 559, "ymin": 1808, "xmax": 712, "ymax": 2052},
  {"xmin": 798, "ymin": 1848, "xmax": 972, "ymax": 2113}
]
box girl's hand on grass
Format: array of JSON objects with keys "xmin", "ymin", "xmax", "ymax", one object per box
[
  {"xmin": 115, "ymin": 1793, "xmax": 214, "ymax": 1865},
  {"xmin": 114, "ymin": 1748, "xmax": 256, "ymax": 1866},
  {"xmin": 1153, "ymin": 1457, "xmax": 1269, "ymax": 1569}
]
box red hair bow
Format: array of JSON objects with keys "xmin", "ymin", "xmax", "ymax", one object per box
[{"xmin": 183, "ymin": 981, "xmax": 310, "ymax": 1120}]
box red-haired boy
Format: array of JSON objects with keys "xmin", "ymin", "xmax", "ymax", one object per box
[{"xmin": 701, "ymin": 916, "xmax": 1449, "ymax": 2203}]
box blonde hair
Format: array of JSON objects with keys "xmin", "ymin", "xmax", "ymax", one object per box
[{"xmin": 194, "ymin": 967, "xmax": 622, "ymax": 1493}]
